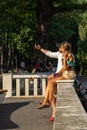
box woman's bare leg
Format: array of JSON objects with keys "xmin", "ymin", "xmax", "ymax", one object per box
[
  {"xmin": 48, "ymin": 80, "xmax": 57, "ymax": 104},
  {"xmin": 42, "ymin": 74, "xmax": 54, "ymax": 104},
  {"xmin": 51, "ymin": 96, "xmax": 56, "ymax": 118},
  {"xmin": 47, "ymin": 79, "xmax": 57, "ymax": 120},
  {"xmin": 50, "ymin": 76, "xmax": 66, "ymax": 120},
  {"xmin": 38, "ymin": 74, "xmax": 54, "ymax": 108},
  {"xmin": 41, "ymin": 82, "xmax": 50, "ymax": 105}
]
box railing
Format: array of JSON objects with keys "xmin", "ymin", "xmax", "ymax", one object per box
[{"xmin": 2, "ymin": 73, "xmax": 51, "ymax": 97}]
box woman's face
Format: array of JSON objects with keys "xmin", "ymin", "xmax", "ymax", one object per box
[
  {"xmin": 59, "ymin": 47, "xmax": 62, "ymax": 53},
  {"xmin": 60, "ymin": 46, "xmax": 65, "ymax": 54}
]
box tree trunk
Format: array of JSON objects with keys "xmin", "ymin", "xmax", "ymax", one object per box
[{"xmin": 36, "ymin": 0, "xmax": 53, "ymax": 66}]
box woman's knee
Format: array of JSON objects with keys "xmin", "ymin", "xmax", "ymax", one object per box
[{"xmin": 48, "ymin": 74, "xmax": 54, "ymax": 80}]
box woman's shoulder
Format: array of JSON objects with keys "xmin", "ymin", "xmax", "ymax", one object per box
[
  {"xmin": 68, "ymin": 53, "xmax": 75, "ymax": 62},
  {"xmin": 57, "ymin": 51, "xmax": 62, "ymax": 56},
  {"xmin": 67, "ymin": 53, "xmax": 72, "ymax": 57}
]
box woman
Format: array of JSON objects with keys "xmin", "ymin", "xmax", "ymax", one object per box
[
  {"xmin": 34, "ymin": 43, "xmax": 63, "ymax": 108},
  {"xmin": 38, "ymin": 41, "xmax": 76, "ymax": 121}
]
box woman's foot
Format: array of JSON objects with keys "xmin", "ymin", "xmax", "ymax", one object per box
[
  {"xmin": 39, "ymin": 101, "xmax": 43, "ymax": 104},
  {"xmin": 38, "ymin": 104, "xmax": 49, "ymax": 109},
  {"xmin": 49, "ymin": 116, "xmax": 54, "ymax": 122},
  {"xmin": 39, "ymin": 101, "xmax": 50, "ymax": 107}
]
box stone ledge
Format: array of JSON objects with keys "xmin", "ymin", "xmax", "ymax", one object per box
[
  {"xmin": 53, "ymin": 80, "xmax": 87, "ymax": 130},
  {"xmin": 0, "ymin": 89, "xmax": 7, "ymax": 94},
  {"xmin": 56, "ymin": 80, "xmax": 74, "ymax": 83}
]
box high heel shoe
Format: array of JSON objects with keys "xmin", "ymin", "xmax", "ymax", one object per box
[{"xmin": 49, "ymin": 117, "xmax": 54, "ymax": 122}]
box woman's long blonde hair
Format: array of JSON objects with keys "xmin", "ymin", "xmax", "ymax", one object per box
[{"xmin": 60, "ymin": 41, "xmax": 72, "ymax": 52}]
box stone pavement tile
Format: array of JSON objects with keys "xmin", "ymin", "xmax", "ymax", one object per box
[
  {"xmin": 0, "ymin": 98, "xmax": 53, "ymax": 130},
  {"xmin": 53, "ymin": 123, "xmax": 87, "ymax": 130}
]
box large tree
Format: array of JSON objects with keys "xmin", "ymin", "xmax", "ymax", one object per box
[
  {"xmin": 35, "ymin": 0, "xmax": 87, "ymax": 68},
  {"xmin": 0, "ymin": 0, "xmax": 87, "ymax": 74}
]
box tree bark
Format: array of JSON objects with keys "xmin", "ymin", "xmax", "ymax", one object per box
[{"xmin": 36, "ymin": 0, "xmax": 53, "ymax": 65}]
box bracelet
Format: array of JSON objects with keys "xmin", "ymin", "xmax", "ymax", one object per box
[{"xmin": 54, "ymin": 73, "xmax": 57, "ymax": 78}]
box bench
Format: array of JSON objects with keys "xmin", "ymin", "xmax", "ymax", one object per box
[
  {"xmin": 0, "ymin": 89, "xmax": 7, "ymax": 104},
  {"xmin": 53, "ymin": 80, "xmax": 87, "ymax": 130}
]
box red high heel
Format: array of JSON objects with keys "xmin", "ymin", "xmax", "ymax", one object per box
[{"xmin": 49, "ymin": 117, "xmax": 54, "ymax": 122}]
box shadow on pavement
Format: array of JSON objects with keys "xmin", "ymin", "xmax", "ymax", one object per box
[{"xmin": 0, "ymin": 101, "xmax": 30, "ymax": 130}]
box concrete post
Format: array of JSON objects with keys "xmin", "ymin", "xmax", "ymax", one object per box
[
  {"xmin": 42, "ymin": 78, "xmax": 46, "ymax": 96},
  {"xmin": 3, "ymin": 73, "xmax": 12, "ymax": 97}
]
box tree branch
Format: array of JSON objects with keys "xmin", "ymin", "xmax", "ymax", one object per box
[{"xmin": 53, "ymin": 4, "xmax": 87, "ymax": 14}]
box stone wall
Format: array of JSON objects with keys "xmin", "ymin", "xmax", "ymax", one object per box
[{"xmin": 53, "ymin": 80, "xmax": 87, "ymax": 130}]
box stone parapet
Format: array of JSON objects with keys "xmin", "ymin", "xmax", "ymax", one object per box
[{"xmin": 53, "ymin": 80, "xmax": 87, "ymax": 130}]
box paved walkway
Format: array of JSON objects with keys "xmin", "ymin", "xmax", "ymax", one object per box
[{"xmin": 0, "ymin": 98, "xmax": 53, "ymax": 130}]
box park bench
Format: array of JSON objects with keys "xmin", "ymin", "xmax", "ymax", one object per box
[{"xmin": 0, "ymin": 89, "xmax": 7, "ymax": 104}]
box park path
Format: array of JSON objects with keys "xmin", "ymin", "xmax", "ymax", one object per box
[{"xmin": 0, "ymin": 98, "xmax": 53, "ymax": 130}]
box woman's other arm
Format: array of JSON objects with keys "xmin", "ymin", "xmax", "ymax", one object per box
[{"xmin": 35, "ymin": 44, "xmax": 58, "ymax": 58}]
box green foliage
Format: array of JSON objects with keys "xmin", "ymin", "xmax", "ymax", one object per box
[
  {"xmin": 73, "ymin": 11, "xmax": 87, "ymax": 74},
  {"xmin": 53, "ymin": 0, "xmax": 75, "ymax": 6},
  {"xmin": 78, "ymin": 12, "xmax": 87, "ymax": 41},
  {"xmin": 53, "ymin": 0, "xmax": 87, "ymax": 6},
  {"xmin": 12, "ymin": 26, "xmax": 34, "ymax": 58},
  {"xmin": 49, "ymin": 13, "xmax": 77, "ymax": 42},
  {"xmin": 49, "ymin": 10, "xmax": 87, "ymax": 75},
  {"xmin": 76, "ymin": 40, "xmax": 87, "ymax": 75},
  {"xmin": 0, "ymin": 0, "xmax": 36, "ymax": 58}
]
